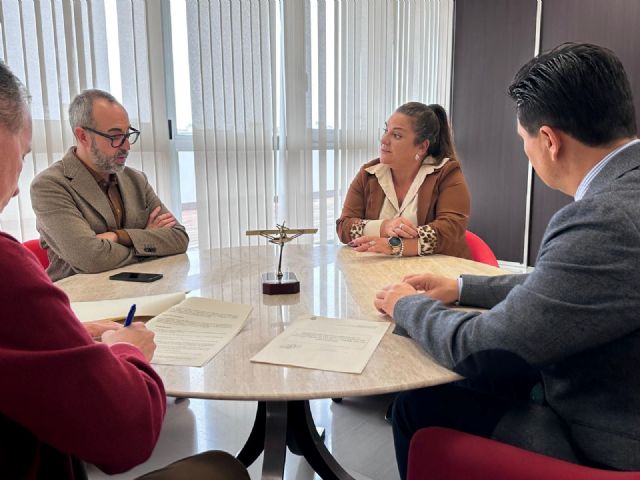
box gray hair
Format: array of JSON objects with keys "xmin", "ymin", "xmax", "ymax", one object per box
[
  {"xmin": 69, "ymin": 89, "xmax": 119, "ymax": 131},
  {"xmin": 0, "ymin": 61, "xmax": 30, "ymax": 133}
]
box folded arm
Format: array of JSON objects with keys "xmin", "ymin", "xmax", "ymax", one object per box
[
  {"xmin": 31, "ymin": 175, "xmax": 140, "ymax": 273},
  {"xmin": 31, "ymin": 173, "xmax": 188, "ymax": 275},
  {"xmin": 123, "ymin": 178, "xmax": 189, "ymax": 257}
]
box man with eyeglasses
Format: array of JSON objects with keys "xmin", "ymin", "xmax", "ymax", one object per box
[
  {"xmin": 31, "ymin": 89, "xmax": 189, "ymax": 281},
  {"xmin": 1, "ymin": 63, "xmax": 250, "ymax": 479}
]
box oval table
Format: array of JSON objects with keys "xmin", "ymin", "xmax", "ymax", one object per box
[{"xmin": 57, "ymin": 243, "xmax": 506, "ymax": 479}]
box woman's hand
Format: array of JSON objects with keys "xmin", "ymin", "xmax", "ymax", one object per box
[
  {"xmin": 349, "ymin": 236, "xmax": 394, "ymax": 255},
  {"xmin": 380, "ymin": 217, "xmax": 418, "ymax": 238}
]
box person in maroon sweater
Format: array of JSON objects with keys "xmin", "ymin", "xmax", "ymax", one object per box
[{"xmin": 0, "ymin": 64, "xmax": 249, "ymax": 479}]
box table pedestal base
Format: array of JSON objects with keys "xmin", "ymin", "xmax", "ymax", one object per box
[{"xmin": 237, "ymin": 400, "xmax": 354, "ymax": 480}]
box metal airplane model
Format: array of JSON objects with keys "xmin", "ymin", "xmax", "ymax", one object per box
[
  {"xmin": 246, "ymin": 223, "xmax": 317, "ymax": 245},
  {"xmin": 246, "ymin": 223, "xmax": 317, "ymax": 294}
]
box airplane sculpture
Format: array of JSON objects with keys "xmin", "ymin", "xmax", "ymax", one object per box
[{"xmin": 246, "ymin": 223, "xmax": 317, "ymax": 294}]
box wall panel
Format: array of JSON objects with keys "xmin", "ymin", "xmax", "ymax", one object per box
[{"xmin": 452, "ymin": 0, "xmax": 537, "ymax": 262}]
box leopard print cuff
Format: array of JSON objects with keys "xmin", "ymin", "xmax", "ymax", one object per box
[
  {"xmin": 349, "ymin": 220, "xmax": 369, "ymax": 240},
  {"xmin": 417, "ymin": 225, "xmax": 437, "ymax": 256}
]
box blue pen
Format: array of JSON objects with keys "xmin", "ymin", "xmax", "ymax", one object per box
[{"xmin": 124, "ymin": 304, "xmax": 136, "ymax": 327}]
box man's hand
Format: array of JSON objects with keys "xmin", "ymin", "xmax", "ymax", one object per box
[
  {"xmin": 96, "ymin": 232, "xmax": 118, "ymax": 242},
  {"xmin": 145, "ymin": 206, "xmax": 177, "ymax": 230},
  {"xmin": 84, "ymin": 319, "xmax": 122, "ymax": 340},
  {"xmin": 374, "ymin": 282, "xmax": 419, "ymax": 317},
  {"xmin": 380, "ymin": 216, "xmax": 418, "ymax": 238},
  {"xmin": 403, "ymin": 273, "xmax": 459, "ymax": 304},
  {"xmin": 102, "ymin": 323, "xmax": 157, "ymax": 362}
]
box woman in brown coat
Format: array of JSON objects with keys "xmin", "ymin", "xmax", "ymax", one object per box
[{"xmin": 336, "ymin": 102, "xmax": 471, "ymax": 258}]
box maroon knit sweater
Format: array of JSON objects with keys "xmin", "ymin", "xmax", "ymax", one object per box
[{"xmin": 0, "ymin": 232, "xmax": 166, "ymax": 478}]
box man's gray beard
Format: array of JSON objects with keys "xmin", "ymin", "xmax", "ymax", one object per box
[{"xmin": 91, "ymin": 139, "xmax": 126, "ymax": 174}]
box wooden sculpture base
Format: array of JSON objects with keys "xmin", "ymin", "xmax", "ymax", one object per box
[{"xmin": 262, "ymin": 272, "xmax": 300, "ymax": 295}]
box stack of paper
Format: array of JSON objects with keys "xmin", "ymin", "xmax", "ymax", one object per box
[
  {"xmin": 70, "ymin": 293, "xmax": 252, "ymax": 368},
  {"xmin": 147, "ymin": 297, "xmax": 252, "ymax": 367}
]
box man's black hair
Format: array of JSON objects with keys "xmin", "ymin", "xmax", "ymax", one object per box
[{"xmin": 508, "ymin": 43, "xmax": 637, "ymax": 146}]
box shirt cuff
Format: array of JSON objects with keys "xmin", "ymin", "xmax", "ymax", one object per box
[
  {"xmin": 364, "ymin": 219, "xmax": 384, "ymax": 237},
  {"xmin": 417, "ymin": 224, "xmax": 437, "ymax": 256},
  {"xmin": 457, "ymin": 276, "xmax": 463, "ymax": 302}
]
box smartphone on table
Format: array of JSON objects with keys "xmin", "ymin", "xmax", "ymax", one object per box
[{"xmin": 108, "ymin": 272, "xmax": 163, "ymax": 282}]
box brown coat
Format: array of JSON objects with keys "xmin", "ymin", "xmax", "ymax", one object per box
[{"xmin": 336, "ymin": 158, "xmax": 471, "ymax": 258}]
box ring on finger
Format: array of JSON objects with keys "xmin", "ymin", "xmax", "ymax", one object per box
[
  {"xmin": 369, "ymin": 240, "xmax": 376, "ymax": 246},
  {"xmin": 399, "ymin": 223, "xmax": 404, "ymax": 229}
]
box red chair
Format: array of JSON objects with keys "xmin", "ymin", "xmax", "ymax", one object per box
[
  {"xmin": 465, "ymin": 230, "xmax": 499, "ymax": 267},
  {"xmin": 22, "ymin": 239, "xmax": 49, "ymax": 269},
  {"xmin": 407, "ymin": 427, "xmax": 640, "ymax": 480}
]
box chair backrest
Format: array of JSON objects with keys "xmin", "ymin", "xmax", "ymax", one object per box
[
  {"xmin": 407, "ymin": 427, "xmax": 640, "ymax": 480},
  {"xmin": 22, "ymin": 239, "xmax": 49, "ymax": 270},
  {"xmin": 464, "ymin": 230, "xmax": 499, "ymax": 267}
]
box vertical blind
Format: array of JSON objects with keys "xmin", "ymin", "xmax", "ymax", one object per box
[
  {"xmin": 0, "ymin": 0, "xmax": 172, "ymax": 241},
  {"xmin": 279, "ymin": 0, "xmax": 455, "ymax": 243},
  {"xmin": 0, "ymin": 0, "xmax": 454, "ymax": 249},
  {"xmin": 186, "ymin": 0, "xmax": 454, "ymax": 247},
  {"xmin": 186, "ymin": 0, "xmax": 278, "ymax": 249}
]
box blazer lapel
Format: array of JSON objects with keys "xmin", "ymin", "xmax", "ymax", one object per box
[
  {"xmin": 62, "ymin": 151, "xmax": 118, "ymax": 230},
  {"xmin": 115, "ymin": 170, "xmax": 141, "ymax": 226}
]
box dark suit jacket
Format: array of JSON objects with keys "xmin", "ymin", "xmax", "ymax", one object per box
[
  {"xmin": 394, "ymin": 141, "xmax": 640, "ymax": 470},
  {"xmin": 30, "ymin": 148, "xmax": 189, "ymax": 281}
]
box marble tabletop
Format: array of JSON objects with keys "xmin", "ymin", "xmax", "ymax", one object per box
[{"xmin": 57, "ymin": 243, "xmax": 506, "ymax": 401}]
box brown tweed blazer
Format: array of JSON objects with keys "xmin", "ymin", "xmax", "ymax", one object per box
[{"xmin": 30, "ymin": 148, "xmax": 189, "ymax": 281}]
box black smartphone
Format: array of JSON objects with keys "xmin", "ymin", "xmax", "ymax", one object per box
[{"xmin": 109, "ymin": 272, "xmax": 164, "ymax": 283}]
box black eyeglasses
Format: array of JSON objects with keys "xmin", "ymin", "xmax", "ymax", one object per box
[{"xmin": 82, "ymin": 126, "xmax": 140, "ymax": 148}]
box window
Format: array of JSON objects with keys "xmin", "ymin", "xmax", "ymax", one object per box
[{"xmin": 0, "ymin": 0, "xmax": 453, "ymax": 249}]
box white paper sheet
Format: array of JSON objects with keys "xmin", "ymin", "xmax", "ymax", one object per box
[
  {"xmin": 251, "ymin": 315, "xmax": 390, "ymax": 374},
  {"xmin": 146, "ymin": 297, "xmax": 253, "ymax": 367},
  {"xmin": 70, "ymin": 292, "xmax": 186, "ymax": 322}
]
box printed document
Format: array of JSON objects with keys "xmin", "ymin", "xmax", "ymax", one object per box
[
  {"xmin": 71, "ymin": 292, "xmax": 186, "ymax": 322},
  {"xmin": 251, "ymin": 314, "xmax": 390, "ymax": 374},
  {"xmin": 147, "ymin": 297, "xmax": 252, "ymax": 367}
]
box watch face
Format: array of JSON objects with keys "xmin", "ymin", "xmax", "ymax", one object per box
[{"xmin": 389, "ymin": 236, "xmax": 402, "ymax": 247}]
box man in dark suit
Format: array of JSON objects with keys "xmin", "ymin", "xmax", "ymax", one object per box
[
  {"xmin": 31, "ymin": 89, "xmax": 189, "ymax": 281},
  {"xmin": 375, "ymin": 43, "xmax": 640, "ymax": 479}
]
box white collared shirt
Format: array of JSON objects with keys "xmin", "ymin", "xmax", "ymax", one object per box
[
  {"xmin": 574, "ymin": 138, "xmax": 640, "ymax": 200},
  {"xmin": 362, "ymin": 157, "xmax": 450, "ymax": 237}
]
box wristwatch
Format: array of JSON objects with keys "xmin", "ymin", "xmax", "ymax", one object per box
[{"xmin": 388, "ymin": 236, "xmax": 404, "ymax": 257}]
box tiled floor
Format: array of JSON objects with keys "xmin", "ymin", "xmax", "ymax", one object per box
[{"xmin": 87, "ymin": 394, "xmax": 400, "ymax": 480}]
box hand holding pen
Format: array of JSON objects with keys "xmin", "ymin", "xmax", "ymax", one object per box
[
  {"xmin": 101, "ymin": 303, "xmax": 156, "ymax": 361},
  {"xmin": 85, "ymin": 304, "xmax": 136, "ymax": 340}
]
